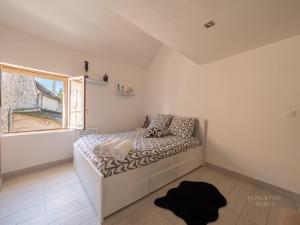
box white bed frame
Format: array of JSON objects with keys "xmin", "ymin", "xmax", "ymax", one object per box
[{"xmin": 73, "ymin": 118, "xmax": 207, "ymax": 224}]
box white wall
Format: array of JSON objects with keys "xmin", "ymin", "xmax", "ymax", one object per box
[
  {"xmin": 144, "ymin": 35, "xmax": 300, "ymax": 194},
  {"xmin": 0, "ymin": 25, "xmax": 145, "ymax": 173},
  {"xmin": 1, "ymin": 130, "xmax": 75, "ymax": 173}
]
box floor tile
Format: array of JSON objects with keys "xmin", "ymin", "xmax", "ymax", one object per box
[
  {"xmin": 226, "ymin": 187, "xmax": 249, "ymax": 215},
  {"xmin": 238, "ymin": 202, "xmax": 270, "ymax": 225},
  {"xmin": 237, "ymin": 218, "xmax": 260, "ymax": 225},
  {"xmin": 144, "ymin": 213, "xmax": 173, "ymax": 225},
  {"xmin": 209, "ymin": 208, "xmax": 239, "ymax": 225},
  {"xmin": 214, "ymin": 174, "xmax": 237, "ymax": 197},
  {"xmin": 50, "ymin": 206, "xmax": 96, "ymax": 225},
  {"xmin": 0, "ymin": 163, "xmax": 294, "ymax": 225},
  {"xmin": 160, "ymin": 209, "xmax": 186, "ymax": 225},
  {"xmin": 0, "ymin": 205, "xmax": 10, "ymax": 219},
  {"xmin": 0, "ymin": 204, "xmax": 45, "ymax": 225},
  {"xmin": 267, "ymin": 196, "xmax": 297, "ymax": 225}
]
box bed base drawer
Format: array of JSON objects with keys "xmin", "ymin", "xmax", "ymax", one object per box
[{"xmin": 149, "ymin": 157, "xmax": 202, "ymax": 192}]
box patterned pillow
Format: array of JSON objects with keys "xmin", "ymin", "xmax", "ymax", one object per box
[
  {"xmin": 169, "ymin": 117, "xmax": 198, "ymax": 138},
  {"xmin": 160, "ymin": 129, "xmax": 171, "ymax": 137},
  {"xmin": 143, "ymin": 126, "xmax": 162, "ymax": 138},
  {"xmin": 143, "ymin": 114, "xmax": 173, "ymax": 138}
]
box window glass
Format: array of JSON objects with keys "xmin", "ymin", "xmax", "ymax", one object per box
[{"xmin": 1, "ymin": 72, "xmax": 65, "ymax": 133}]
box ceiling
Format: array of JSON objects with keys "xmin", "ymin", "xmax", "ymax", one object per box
[
  {"xmin": 104, "ymin": 0, "xmax": 300, "ymax": 65},
  {"xmin": 1, "ymin": 0, "xmax": 300, "ymax": 68},
  {"xmin": 0, "ymin": 0, "xmax": 161, "ymax": 68}
]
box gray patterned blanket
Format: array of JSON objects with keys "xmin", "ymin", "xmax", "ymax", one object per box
[{"xmin": 74, "ymin": 129, "xmax": 201, "ymax": 177}]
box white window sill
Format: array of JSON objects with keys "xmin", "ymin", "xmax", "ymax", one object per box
[{"xmin": 1, "ymin": 129, "xmax": 74, "ymax": 137}]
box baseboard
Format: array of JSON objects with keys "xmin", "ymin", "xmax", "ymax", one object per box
[
  {"xmin": 2, "ymin": 157, "xmax": 73, "ymax": 180},
  {"xmin": 206, "ymin": 162, "xmax": 300, "ymax": 201}
]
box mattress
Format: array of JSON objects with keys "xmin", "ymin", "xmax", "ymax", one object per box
[{"xmin": 74, "ymin": 129, "xmax": 201, "ymax": 177}]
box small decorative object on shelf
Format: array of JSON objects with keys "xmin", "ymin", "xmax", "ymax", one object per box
[
  {"xmin": 116, "ymin": 83, "xmax": 135, "ymax": 96},
  {"xmin": 84, "ymin": 61, "xmax": 89, "ymax": 78},
  {"xmin": 143, "ymin": 115, "xmax": 150, "ymax": 128},
  {"xmin": 82, "ymin": 61, "xmax": 109, "ymax": 85},
  {"xmin": 103, "ymin": 73, "xmax": 108, "ymax": 82}
]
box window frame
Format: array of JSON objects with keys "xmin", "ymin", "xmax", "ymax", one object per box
[{"xmin": 0, "ymin": 63, "xmax": 70, "ymax": 134}]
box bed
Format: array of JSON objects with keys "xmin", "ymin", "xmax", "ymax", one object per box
[{"xmin": 73, "ymin": 117, "xmax": 207, "ymax": 223}]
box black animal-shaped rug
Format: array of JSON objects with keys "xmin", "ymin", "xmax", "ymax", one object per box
[{"xmin": 154, "ymin": 181, "xmax": 227, "ymax": 225}]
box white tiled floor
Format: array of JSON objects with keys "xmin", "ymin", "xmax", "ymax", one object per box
[{"xmin": 0, "ymin": 163, "xmax": 298, "ymax": 225}]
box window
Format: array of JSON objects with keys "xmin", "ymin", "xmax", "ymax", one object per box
[{"xmin": 0, "ymin": 63, "xmax": 85, "ymax": 134}]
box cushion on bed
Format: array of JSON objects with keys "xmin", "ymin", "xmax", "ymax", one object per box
[
  {"xmin": 144, "ymin": 114, "xmax": 173, "ymax": 138},
  {"xmin": 169, "ymin": 116, "xmax": 198, "ymax": 138},
  {"xmin": 160, "ymin": 129, "xmax": 171, "ymax": 137}
]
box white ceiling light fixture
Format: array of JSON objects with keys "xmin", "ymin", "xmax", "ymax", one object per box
[{"xmin": 204, "ymin": 21, "xmax": 215, "ymax": 28}]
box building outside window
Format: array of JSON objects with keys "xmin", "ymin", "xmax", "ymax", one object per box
[{"xmin": 0, "ymin": 63, "xmax": 85, "ymax": 134}]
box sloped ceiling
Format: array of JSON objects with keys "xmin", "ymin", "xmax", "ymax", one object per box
[
  {"xmin": 104, "ymin": 0, "xmax": 300, "ymax": 65},
  {"xmin": 1, "ymin": 0, "xmax": 300, "ymax": 67},
  {"xmin": 0, "ymin": 0, "xmax": 161, "ymax": 68}
]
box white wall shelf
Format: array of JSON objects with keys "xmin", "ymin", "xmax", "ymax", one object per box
[
  {"xmin": 86, "ymin": 78, "xmax": 108, "ymax": 85},
  {"xmin": 116, "ymin": 91, "xmax": 135, "ymax": 96}
]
